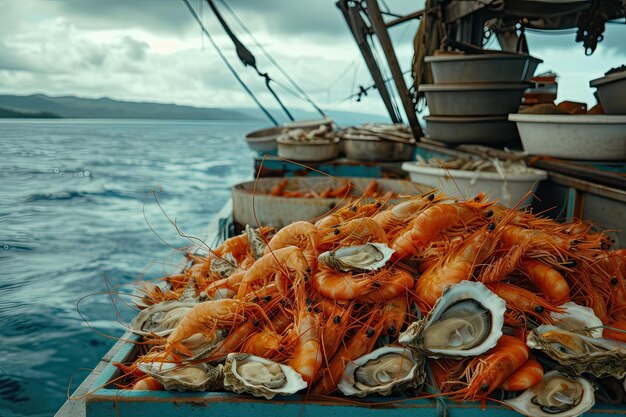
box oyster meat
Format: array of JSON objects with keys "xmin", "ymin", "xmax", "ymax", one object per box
[
  {"xmin": 138, "ymin": 361, "xmax": 224, "ymax": 392},
  {"xmin": 399, "ymin": 281, "xmax": 505, "ymax": 358},
  {"xmin": 246, "ymin": 225, "xmax": 267, "ymax": 260},
  {"xmin": 527, "ymin": 325, "xmax": 626, "ymax": 378},
  {"xmin": 550, "ymin": 302, "xmax": 603, "ymax": 338},
  {"xmin": 130, "ymin": 301, "xmax": 196, "ymax": 337},
  {"xmin": 223, "ymin": 353, "xmax": 307, "ymax": 399},
  {"xmin": 338, "ymin": 346, "xmax": 425, "ymax": 397},
  {"xmin": 318, "ymin": 243, "xmax": 394, "ymax": 272},
  {"xmin": 504, "ymin": 370, "xmax": 595, "ymax": 417}
]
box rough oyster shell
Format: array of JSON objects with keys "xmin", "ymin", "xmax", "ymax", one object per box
[
  {"xmin": 130, "ymin": 301, "xmax": 196, "ymax": 337},
  {"xmin": 527, "ymin": 325, "xmax": 626, "ymax": 378},
  {"xmin": 399, "ymin": 281, "xmax": 505, "ymax": 358},
  {"xmin": 138, "ymin": 361, "xmax": 224, "ymax": 392},
  {"xmin": 550, "ymin": 302, "xmax": 603, "ymax": 338},
  {"xmin": 210, "ymin": 252, "xmax": 237, "ymax": 278},
  {"xmin": 223, "ymin": 353, "xmax": 307, "ymax": 399},
  {"xmin": 338, "ymin": 346, "xmax": 425, "ymax": 397},
  {"xmin": 504, "ymin": 370, "xmax": 595, "ymax": 417},
  {"xmin": 246, "ymin": 225, "xmax": 267, "ymax": 260},
  {"xmin": 318, "ymin": 243, "xmax": 394, "ymax": 272}
]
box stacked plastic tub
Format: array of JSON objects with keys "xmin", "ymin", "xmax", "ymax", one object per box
[{"xmin": 420, "ymin": 53, "xmax": 541, "ymax": 145}]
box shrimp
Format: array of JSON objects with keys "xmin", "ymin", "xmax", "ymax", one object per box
[
  {"xmin": 391, "ymin": 198, "xmax": 492, "ymax": 260},
  {"xmin": 604, "ymin": 320, "xmax": 626, "ymax": 343},
  {"xmin": 499, "ymin": 358, "xmax": 544, "ymax": 391},
  {"xmin": 214, "ymin": 233, "xmax": 250, "ymax": 263},
  {"xmin": 320, "ymin": 217, "xmax": 388, "ymax": 248},
  {"xmin": 315, "ymin": 199, "xmax": 383, "ymax": 229},
  {"xmin": 165, "ymin": 299, "xmax": 264, "ymax": 357},
  {"xmin": 381, "ymin": 295, "xmax": 408, "ymax": 336},
  {"xmin": 270, "ymin": 179, "xmax": 289, "ymax": 196},
  {"xmin": 241, "ymin": 329, "xmax": 290, "ymax": 360},
  {"xmin": 290, "ymin": 286, "xmax": 322, "ymax": 384},
  {"xmin": 264, "ymin": 221, "xmax": 321, "ymax": 272},
  {"xmin": 372, "ymin": 192, "xmax": 440, "ymax": 238},
  {"xmin": 520, "ymin": 259, "xmax": 570, "ymax": 303},
  {"xmin": 311, "ymin": 265, "xmax": 379, "ymax": 300},
  {"xmin": 237, "ymin": 246, "xmax": 309, "ymax": 298},
  {"xmin": 356, "ymin": 267, "xmax": 415, "ymax": 303},
  {"xmin": 487, "ymin": 282, "xmax": 562, "ymax": 324},
  {"xmin": 453, "ymin": 335, "xmax": 529, "ymax": 402},
  {"xmin": 415, "ymin": 225, "xmax": 498, "ymax": 310},
  {"xmin": 320, "ymin": 302, "xmax": 355, "ymax": 362},
  {"xmin": 132, "ymin": 376, "xmax": 163, "ymax": 391},
  {"xmin": 311, "ymin": 310, "xmax": 384, "ymax": 395}
]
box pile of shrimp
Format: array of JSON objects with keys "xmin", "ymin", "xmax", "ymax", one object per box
[
  {"xmin": 269, "ymin": 179, "xmax": 398, "ymax": 200},
  {"xmin": 114, "ymin": 187, "xmax": 626, "ymax": 407}
]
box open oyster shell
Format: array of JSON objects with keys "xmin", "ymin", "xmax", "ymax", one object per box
[
  {"xmin": 338, "ymin": 346, "xmax": 425, "ymax": 397},
  {"xmin": 138, "ymin": 361, "xmax": 224, "ymax": 392},
  {"xmin": 130, "ymin": 301, "xmax": 196, "ymax": 337},
  {"xmin": 550, "ymin": 302, "xmax": 603, "ymax": 338},
  {"xmin": 223, "ymin": 353, "xmax": 307, "ymax": 399},
  {"xmin": 399, "ymin": 281, "xmax": 505, "ymax": 358},
  {"xmin": 318, "ymin": 243, "xmax": 394, "ymax": 272},
  {"xmin": 504, "ymin": 370, "xmax": 595, "ymax": 417},
  {"xmin": 527, "ymin": 325, "xmax": 626, "ymax": 378}
]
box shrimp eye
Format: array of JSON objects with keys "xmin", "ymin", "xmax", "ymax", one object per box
[
  {"xmin": 251, "ymin": 297, "xmax": 260, "ymax": 303},
  {"xmin": 611, "ymin": 277, "xmax": 619, "ymax": 286},
  {"xmin": 534, "ymin": 306, "xmax": 545, "ymax": 313},
  {"xmin": 264, "ymin": 295, "xmax": 273, "ymax": 302},
  {"xmin": 481, "ymin": 383, "xmax": 489, "ymax": 392},
  {"xmin": 303, "ymin": 275, "xmax": 309, "ymax": 282},
  {"xmin": 388, "ymin": 325, "xmax": 396, "ymax": 335},
  {"xmin": 253, "ymin": 320, "xmax": 260, "ymax": 327},
  {"xmin": 278, "ymin": 346, "xmax": 284, "ymax": 352},
  {"xmin": 366, "ymin": 328, "xmax": 374, "ymax": 337},
  {"xmin": 333, "ymin": 228, "xmax": 340, "ymax": 235},
  {"xmin": 280, "ymin": 300, "xmax": 287, "ymax": 307},
  {"xmin": 485, "ymin": 210, "xmax": 493, "ymax": 218},
  {"xmin": 306, "ymin": 267, "xmax": 311, "ymax": 273},
  {"xmin": 376, "ymin": 202, "xmax": 382, "ymax": 207},
  {"xmin": 474, "ymin": 195, "xmax": 480, "ymax": 202},
  {"xmin": 350, "ymin": 206, "xmax": 357, "ymax": 212},
  {"xmin": 329, "ymin": 203, "xmax": 336, "ymax": 209},
  {"xmin": 314, "ymin": 307, "xmax": 321, "ymax": 313},
  {"xmin": 307, "ymin": 307, "xmax": 312, "ymax": 312},
  {"xmin": 199, "ymin": 292, "xmax": 208, "ymax": 301},
  {"xmin": 487, "ymin": 222, "xmax": 496, "ymax": 232},
  {"xmin": 333, "ymin": 315, "xmax": 341, "ymax": 324},
  {"xmin": 306, "ymin": 297, "xmax": 312, "ymax": 306},
  {"xmin": 428, "ymin": 194, "xmax": 435, "ymax": 201},
  {"xmin": 372, "ymin": 281, "xmax": 382, "ymax": 288}
]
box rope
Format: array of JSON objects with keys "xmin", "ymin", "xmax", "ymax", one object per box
[
  {"xmin": 181, "ymin": 0, "xmax": 278, "ymax": 125},
  {"xmin": 206, "ymin": 0, "xmax": 294, "ymax": 121},
  {"xmin": 217, "ymin": 0, "xmax": 327, "ymax": 118}
]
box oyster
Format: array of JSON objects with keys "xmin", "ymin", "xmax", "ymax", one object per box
[
  {"xmin": 550, "ymin": 302, "xmax": 603, "ymax": 338},
  {"xmin": 181, "ymin": 329, "xmax": 228, "ymax": 361},
  {"xmin": 246, "ymin": 225, "xmax": 267, "ymax": 260},
  {"xmin": 318, "ymin": 243, "xmax": 394, "ymax": 272},
  {"xmin": 504, "ymin": 370, "xmax": 595, "ymax": 417},
  {"xmin": 527, "ymin": 325, "xmax": 626, "ymax": 378},
  {"xmin": 399, "ymin": 281, "xmax": 505, "ymax": 358},
  {"xmin": 138, "ymin": 361, "xmax": 224, "ymax": 391},
  {"xmin": 338, "ymin": 346, "xmax": 425, "ymax": 397},
  {"xmin": 130, "ymin": 301, "xmax": 196, "ymax": 337},
  {"xmin": 210, "ymin": 252, "xmax": 237, "ymax": 278},
  {"xmin": 223, "ymin": 353, "xmax": 307, "ymax": 399}
]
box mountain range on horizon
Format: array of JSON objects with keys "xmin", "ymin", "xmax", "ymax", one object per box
[{"xmin": 0, "ymin": 94, "xmax": 390, "ymax": 125}]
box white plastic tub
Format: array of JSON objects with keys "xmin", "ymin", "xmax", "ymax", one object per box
[
  {"xmin": 277, "ymin": 137, "xmax": 340, "ymax": 162},
  {"xmin": 509, "ymin": 114, "xmax": 626, "ymax": 160},
  {"xmin": 245, "ymin": 126, "xmax": 283, "ymax": 153},
  {"xmin": 401, "ymin": 162, "xmax": 547, "ymax": 208},
  {"xmin": 590, "ymin": 71, "xmax": 626, "ymax": 115}
]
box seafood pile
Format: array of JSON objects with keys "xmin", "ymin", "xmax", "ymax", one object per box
[
  {"xmin": 118, "ymin": 190, "xmax": 626, "ymax": 416},
  {"xmin": 277, "ymin": 124, "xmax": 337, "ymax": 144},
  {"xmin": 267, "ymin": 179, "xmax": 399, "ymax": 200}
]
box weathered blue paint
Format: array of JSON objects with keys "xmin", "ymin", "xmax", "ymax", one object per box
[{"xmin": 85, "ymin": 334, "xmax": 626, "ymax": 417}]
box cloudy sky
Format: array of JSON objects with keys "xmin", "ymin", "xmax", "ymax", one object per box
[{"xmin": 0, "ymin": 0, "xmax": 624, "ymax": 118}]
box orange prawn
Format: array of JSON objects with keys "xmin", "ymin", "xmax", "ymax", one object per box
[
  {"xmin": 415, "ymin": 225, "xmax": 498, "ymax": 310},
  {"xmin": 264, "ymin": 221, "xmax": 321, "ymax": 272},
  {"xmin": 290, "ymin": 285, "xmax": 322, "ymax": 384},
  {"xmin": 311, "ymin": 310, "xmax": 384, "ymax": 395},
  {"xmin": 356, "ymin": 267, "xmax": 415, "ymax": 303},
  {"xmin": 453, "ymin": 335, "xmax": 529, "ymax": 402},
  {"xmin": 380, "ymin": 294, "xmax": 408, "ymax": 336},
  {"xmin": 604, "ymin": 320, "xmax": 626, "ymax": 343},
  {"xmin": 311, "ymin": 265, "xmax": 379, "ymax": 300},
  {"xmin": 487, "ymin": 282, "xmax": 562, "ymax": 324},
  {"xmin": 237, "ymin": 246, "xmax": 309, "ymax": 298},
  {"xmin": 520, "ymin": 259, "xmax": 570, "ymax": 303},
  {"xmin": 392, "ymin": 197, "xmax": 492, "ymax": 260},
  {"xmin": 320, "ymin": 217, "xmax": 388, "ymax": 249},
  {"xmin": 499, "ymin": 357, "xmax": 543, "ymax": 391}
]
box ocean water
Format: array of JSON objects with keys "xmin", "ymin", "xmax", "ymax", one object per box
[{"xmin": 0, "ymin": 119, "xmax": 261, "ymax": 417}]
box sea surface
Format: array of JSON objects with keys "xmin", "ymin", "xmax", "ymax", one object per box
[{"xmin": 0, "ymin": 119, "xmax": 262, "ymax": 417}]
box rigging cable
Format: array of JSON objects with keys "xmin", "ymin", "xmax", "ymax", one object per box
[
  {"xmin": 205, "ymin": 0, "xmax": 294, "ymax": 121},
  {"xmin": 181, "ymin": 0, "xmax": 278, "ymax": 125},
  {"xmin": 217, "ymin": 0, "xmax": 327, "ymax": 118}
]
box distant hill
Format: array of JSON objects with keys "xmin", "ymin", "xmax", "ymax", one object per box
[{"xmin": 0, "ymin": 94, "xmax": 250, "ymax": 120}]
